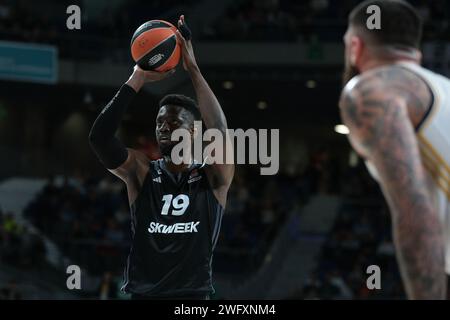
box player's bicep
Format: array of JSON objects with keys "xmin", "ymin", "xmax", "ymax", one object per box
[
  {"xmin": 204, "ymin": 163, "xmax": 234, "ymax": 188},
  {"xmin": 206, "ymin": 130, "xmax": 234, "ymax": 183},
  {"xmin": 339, "ymin": 88, "xmax": 392, "ymax": 158},
  {"xmin": 204, "ymin": 164, "xmax": 234, "ymax": 209},
  {"xmin": 340, "ymin": 87, "xmax": 430, "ymax": 215},
  {"xmin": 367, "ymin": 100, "xmax": 426, "ymax": 209}
]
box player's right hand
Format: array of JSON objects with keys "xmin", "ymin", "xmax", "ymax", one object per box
[
  {"xmin": 126, "ymin": 65, "xmax": 176, "ymax": 91},
  {"xmin": 132, "ymin": 65, "xmax": 175, "ymax": 82}
]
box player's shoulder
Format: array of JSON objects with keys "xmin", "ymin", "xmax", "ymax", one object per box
[
  {"xmin": 343, "ymin": 64, "xmax": 423, "ymax": 98},
  {"xmin": 339, "ymin": 66, "xmax": 402, "ymax": 119},
  {"xmin": 126, "ymin": 148, "xmax": 151, "ymax": 163},
  {"xmin": 124, "ymin": 148, "xmax": 154, "ymax": 175}
]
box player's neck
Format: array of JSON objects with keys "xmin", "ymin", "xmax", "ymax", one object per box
[
  {"xmin": 360, "ymin": 57, "xmax": 418, "ymax": 73},
  {"xmin": 163, "ymin": 156, "xmax": 193, "ymax": 173},
  {"xmin": 360, "ymin": 49, "xmax": 421, "ymax": 73},
  {"xmin": 361, "ymin": 46, "xmax": 421, "ymax": 73}
]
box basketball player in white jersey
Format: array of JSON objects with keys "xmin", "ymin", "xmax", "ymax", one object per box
[{"xmin": 340, "ymin": 0, "xmax": 450, "ymax": 299}]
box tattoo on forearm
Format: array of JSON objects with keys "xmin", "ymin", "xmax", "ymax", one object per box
[{"xmin": 339, "ymin": 67, "xmax": 446, "ymax": 299}]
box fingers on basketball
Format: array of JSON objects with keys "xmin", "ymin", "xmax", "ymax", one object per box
[
  {"xmin": 175, "ymin": 15, "xmax": 189, "ymax": 70},
  {"xmin": 175, "ymin": 30, "xmax": 184, "ymax": 44}
]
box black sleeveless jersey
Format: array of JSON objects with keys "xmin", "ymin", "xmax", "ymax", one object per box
[{"xmin": 121, "ymin": 159, "xmax": 224, "ymax": 297}]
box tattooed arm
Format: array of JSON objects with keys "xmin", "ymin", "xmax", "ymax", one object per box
[{"xmin": 339, "ymin": 69, "xmax": 446, "ymax": 299}]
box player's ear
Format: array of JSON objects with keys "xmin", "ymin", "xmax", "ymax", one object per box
[
  {"xmin": 416, "ymin": 50, "xmax": 422, "ymax": 64},
  {"xmin": 350, "ymin": 36, "xmax": 363, "ymax": 66}
]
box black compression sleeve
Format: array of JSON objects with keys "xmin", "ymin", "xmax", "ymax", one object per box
[{"xmin": 89, "ymin": 84, "xmax": 136, "ymax": 169}]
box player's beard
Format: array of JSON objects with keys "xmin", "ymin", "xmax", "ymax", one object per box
[
  {"xmin": 159, "ymin": 142, "xmax": 175, "ymax": 157},
  {"xmin": 342, "ymin": 63, "xmax": 360, "ymax": 87},
  {"xmin": 159, "ymin": 142, "xmax": 193, "ymax": 164}
]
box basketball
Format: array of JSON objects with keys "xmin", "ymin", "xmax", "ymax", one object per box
[{"xmin": 130, "ymin": 20, "xmax": 181, "ymax": 72}]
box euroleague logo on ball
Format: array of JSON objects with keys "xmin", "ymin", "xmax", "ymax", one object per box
[{"xmin": 148, "ymin": 53, "xmax": 165, "ymax": 66}]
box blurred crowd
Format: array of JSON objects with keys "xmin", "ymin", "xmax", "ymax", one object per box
[
  {"xmin": 0, "ymin": 280, "xmax": 22, "ymax": 300},
  {"xmin": 285, "ymin": 162, "xmax": 406, "ymax": 300},
  {"xmin": 203, "ymin": 0, "xmax": 450, "ymax": 42},
  {"xmin": 0, "ymin": 208, "xmax": 48, "ymax": 300},
  {"xmin": 1, "ymin": 0, "xmax": 446, "ymax": 62},
  {"xmin": 0, "ymin": 208, "xmax": 47, "ymax": 270},
  {"xmin": 24, "ymin": 173, "xmax": 130, "ymax": 276},
  {"xmin": 297, "ymin": 200, "xmax": 404, "ymax": 299},
  {"xmin": 0, "ymin": 0, "xmax": 58, "ymax": 45},
  {"xmin": 214, "ymin": 164, "xmax": 309, "ymax": 273},
  {"xmin": 0, "ymin": 0, "xmax": 193, "ymax": 60}
]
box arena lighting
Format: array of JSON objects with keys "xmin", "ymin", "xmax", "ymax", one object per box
[
  {"xmin": 334, "ymin": 124, "xmax": 350, "ymax": 135},
  {"xmin": 306, "ymin": 80, "xmax": 317, "ymax": 88},
  {"xmin": 222, "ymin": 80, "xmax": 234, "ymax": 90},
  {"xmin": 257, "ymin": 101, "xmax": 268, "ymax": 110}
]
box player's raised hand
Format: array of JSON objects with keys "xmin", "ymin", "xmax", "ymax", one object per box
[
  {"xmin": 133, "ymin": 65, "xmax": 175, "ymax": 82},
  {"xmin": 126, "ymin": 65, "xmax": 175, "ymax": 91},
  {"xmin": 176, "ymin": 15, "xmax": 198, "ymax": 72}
]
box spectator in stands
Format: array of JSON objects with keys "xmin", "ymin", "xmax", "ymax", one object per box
[
  {"xmin": 298, "ymin": 199, "xmax": 405, "ymax": 299},
  {"xmin": 204, "ymin": 0, "xmax": 450, "ymax": 42},
  {"xmin": 0, "ymin": 280, "xmax": 22, "ymax": 300},
  {"xmin": 97, "ymin": 272, "xmax": 118, "ymax": 300}
]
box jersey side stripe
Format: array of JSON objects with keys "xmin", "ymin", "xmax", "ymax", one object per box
[
  {"xmin": 420, "ymin": 147, "xmax": 450, "ymax": 183},
  {"xmin": 422, "ymin": 157, "xmax": 450, "ymax": 200},
  {"xmin": 211, "ymin": 207, "xmax": 223, "ymax": 249},
  {"xmin": 418, "ymin": 134, "xmax": 450, "ymax": 175},
  {"xmin": 398, "ymin": 62, "xmax": 442, "ymax": 134}
]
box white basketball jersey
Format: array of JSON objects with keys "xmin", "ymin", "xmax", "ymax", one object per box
[{"xmin": 365, "ymin": 62, "xmax": 450, "ymax": 274}]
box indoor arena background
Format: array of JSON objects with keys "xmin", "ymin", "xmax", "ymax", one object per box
[{"xmin": 0, "ymin": 0, "xmax": 449, "ymax": 299}]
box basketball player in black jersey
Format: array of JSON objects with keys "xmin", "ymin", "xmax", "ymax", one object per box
[{"xmin": 89, "ymin": 15, "xmax": 234, "ymax": 300}]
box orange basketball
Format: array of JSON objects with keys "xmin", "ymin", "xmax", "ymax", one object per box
[{"xmin": 130, "ymin": 20, "xmax": 181, "ymax": 72}]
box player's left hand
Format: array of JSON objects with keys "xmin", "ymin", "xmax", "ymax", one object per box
[{"xmin": 176, "ymin": 15, "xmax": 198, "ymax": 72}]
